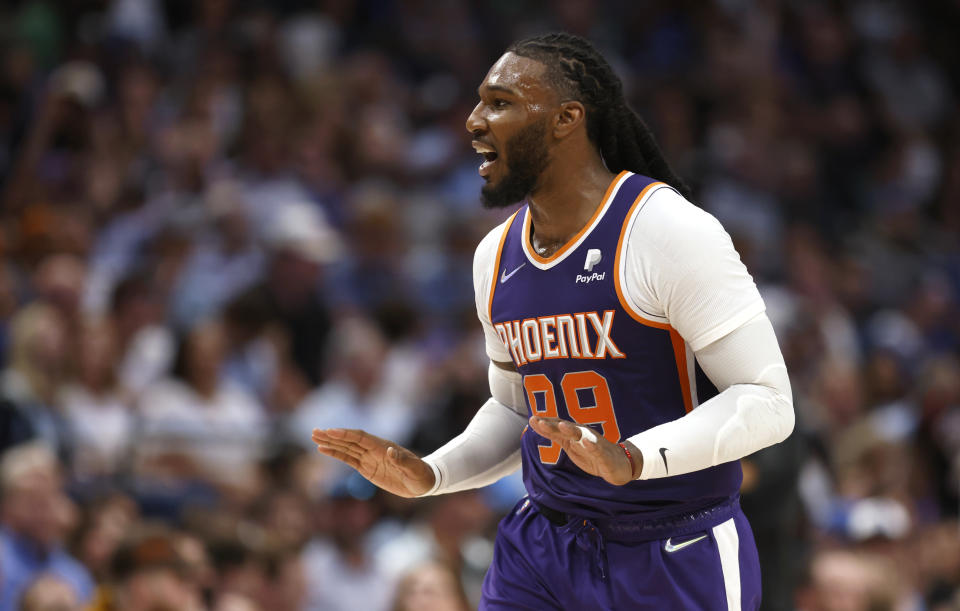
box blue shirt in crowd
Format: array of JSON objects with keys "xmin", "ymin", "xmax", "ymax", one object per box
[{"xmin": 0, "ymin": 527, "xmax": 94, "ymax": 611}]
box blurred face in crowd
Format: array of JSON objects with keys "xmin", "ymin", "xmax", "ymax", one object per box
[
  {"xmin": 33, "ymin": 255, "xmax": 87, "ymax": 318},
  {"xmin": 173, "ymin": 532, "xmax": 216, "ymax": 594},
  {"xmin": 213, "ymin": 592, "xmax": 259, "ymax": 611},
  {"xmin": 466, "ymin": 53, "xmax": 554, "ymax": 208},
  {"xmin": 120, "ymin": 567, "xmax": 201, "ymax": 611},
  {"xmin": 76, "ymin": 495, "xmax": 138, "ymax": 578},
  {"xmin": 393, "ymin": 563, "xmax": 468, "ymax": 611},
  {"xmin": 76, "ymin": 317, "xmax": 119, "ymax": 392},
  {"xmin": 266, "ymin": 553, "xmax": 307, "ymax": 611},
  {"xmin": 184, "ymin": 320, "xmax": 227, "ymax": 394},
  {"xmin": 331, "ymin": 496, "xmax": 378, "ymax": 551},
  {"xmin": 11, "ymin": 304, "xmax": 69, "ymax": 383},
  {"xmin": 338, "ymin": 320, "xmax": 388, "ymax": 394},
  {"xmin": 260, "ymin": 490, "xmax": 312, "ymax": 549},
  {"xmin": 430, "ymin": 491, "xmax": 492, "ymax": 545},
  {"xmin": 799, "ymin": 551, "xmax": 885, "ymax": 611},
  {"xmin": 18, "ymin": 575, "xmax": 81, "ymax": 611},
  {"xmin": 1, "ymin": 465, "xmax": 74, "ymax": 551},
  {"xmin": 113, "ymin": 279, "xmax": 164, "ymax": 342}
]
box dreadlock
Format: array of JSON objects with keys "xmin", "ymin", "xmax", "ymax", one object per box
[{"xmin": 507, "ymin": 33, "xmax": 691, "ymax": 200}]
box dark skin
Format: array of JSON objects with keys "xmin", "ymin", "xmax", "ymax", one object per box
[{"xmin": 311, "ymin": 52, "xmax": 642, "ymax": 497}]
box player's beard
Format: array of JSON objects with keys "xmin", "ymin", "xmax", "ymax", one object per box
[{"xmin": 481, "ymin": 119, "xmax": 550, "ymax": 209}]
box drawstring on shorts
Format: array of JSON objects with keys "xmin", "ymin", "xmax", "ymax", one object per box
[{"xmin": 563, "ymin": 518, "xmax": 608, "ymax": 581}]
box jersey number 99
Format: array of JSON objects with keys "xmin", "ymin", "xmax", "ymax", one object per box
[{"xmin": 523, "ymin": 371, "xmax": 621, "ymax": 464}]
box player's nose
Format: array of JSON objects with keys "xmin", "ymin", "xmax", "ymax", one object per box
[{"xmin": 465, "ymin": 101, "xmax": 485, "ymax": 135}]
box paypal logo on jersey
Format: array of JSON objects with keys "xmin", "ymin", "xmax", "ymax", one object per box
[
  {"xmin": 576, "ymin": 271, "xmax": 605, "ymax": 284},
  {"xmin": 584, "ymin": 249, "xmax": 602, "ymax": 271},
  {"xmin": 577, "ymin": 249, "xmax": 605, "ymax": 284}
]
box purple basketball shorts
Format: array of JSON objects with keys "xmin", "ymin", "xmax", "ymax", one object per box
[{"xmin": 480, "ymin": 496, "xmax": 761, "ymax": 610}]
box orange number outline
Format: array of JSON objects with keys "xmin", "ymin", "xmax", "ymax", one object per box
[{"xmin": 523, "ymin": 370, "xmax": 621, "ymax": 465}]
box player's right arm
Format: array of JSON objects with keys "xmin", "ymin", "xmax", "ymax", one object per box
[
  {"xmin": 312, "ymin": 221, "xmax": 528, "ymax": 497},
  {"xmin": 413, "ymin": 221, "xmax": 528, "ymax": 495}
]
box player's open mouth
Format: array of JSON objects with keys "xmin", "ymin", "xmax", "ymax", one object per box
[{"xmin": 472, "ymin": 141, "xmax": 499, "ymax": 177}]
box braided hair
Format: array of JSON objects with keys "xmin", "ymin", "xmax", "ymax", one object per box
[{"xmin": 507, "ymin": 33, "xmax": 691, "ymax": 199}]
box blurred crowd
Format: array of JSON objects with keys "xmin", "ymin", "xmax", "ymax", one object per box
[{"xmin": 0, "ymin": 0, "xmax": 958, "ymax": 610}]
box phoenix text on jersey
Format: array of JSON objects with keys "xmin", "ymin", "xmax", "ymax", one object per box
[{"xmin": 493, "ymin": 309, "xmax": 625, "ymax": 365}]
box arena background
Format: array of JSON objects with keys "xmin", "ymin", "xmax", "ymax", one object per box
[{"xmin": 0, "ymin": 1, "xmax": 958, "ymax": 609}]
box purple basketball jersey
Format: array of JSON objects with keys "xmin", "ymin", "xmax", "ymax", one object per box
[{"xmin": 488, "ymin": 171, "xmax": 742, "ymax": 520}]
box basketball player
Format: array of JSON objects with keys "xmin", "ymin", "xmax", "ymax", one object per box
[{"xmin": 312, "ymin": 33, "xmax": 794, "ymax": 610}]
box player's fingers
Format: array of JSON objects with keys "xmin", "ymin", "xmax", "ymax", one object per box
[
  {"xmin": 572, "ymin": 424, "xmax": 599, "ymax": 450},
  {"xmin": 322, "ymin": 428, "xmax": 366, "ymax": 444},
  {"xmin": 528, "ymin": 416, "xmax": 562, "ymax": 441},
  {"xmin": 314, "ymin": 444, "xmax": 361, "ymax": 470},
  {"xmin": 317, "ymin": 428, "xmax": 387, "ymax": 453},
  {"xmin": 556, "ymin": 420, "xmax": 586, "ymax": 441},
  {"xmin": 531, "ymin": 417, "xmax": 583, "ymax": 442},
  {"xmin": 317, "ymin": 439, "xmax": 365, "ymax": 461},
  {"xmin": 312, "ymin": 432, "xmax": 366, "ymax": 456},
  {"xmin": 312, "ymin": 428, "xmax": 352, "ymax": 446}
]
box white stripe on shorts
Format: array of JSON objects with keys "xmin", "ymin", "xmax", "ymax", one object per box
[{"xmin": 712, "ymin": 517, "xmax": 741, "ymax": 610}]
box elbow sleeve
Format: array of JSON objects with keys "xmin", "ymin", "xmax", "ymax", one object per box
[{"xmin": 628, "ymin": 313, "xmax": 795, "ymax": 479}]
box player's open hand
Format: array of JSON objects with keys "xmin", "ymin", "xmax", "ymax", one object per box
[
  {"xmin": 311, "ymin": 428, "xmax": 435, "ymax": 498},
  {"xmin": 528, "ymin": 416, "xmax": 641, "ymax": 486}
]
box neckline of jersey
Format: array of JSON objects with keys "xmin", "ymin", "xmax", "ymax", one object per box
[{"xmin": 520, "ymin": 170, "xmax": 631, "ymax": 270}]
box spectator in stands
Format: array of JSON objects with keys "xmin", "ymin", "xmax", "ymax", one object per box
[
  {"xmin": 109, "ymin": 275, "xmax": 174, "ymax": 399},
  {"xmin": 17, "ymin": 574, "xmax": 81, "ymax": 611},
  {"xmin": 0, "ymin": 304, "xmax": 70, "ymax": 457},
  {"xmin": 391, "ymin": 561, "xmax": 469, "ymax": 611},
  {"xmin": 288, "ymin": 316, "xmax": 418, "ymax": 451},
  {"xmin": 794, "ymin": 549, "xmax": 903, "ymax": 611},
  {"xmin": 0, "ymin": 443, "xmax": 93, "ymax": 611},
  {"xmin": 68, "ymin": 493, "xmax": 138, "ymax": 584},
  {"xmin": 136, "ymin": 318, "xmax": 266, "ymax": 489},
  {"xmin": 58, "ymin": 316, "xmax": 133, "ymax": 480},
  {"xmin": 89, "ymin": 528, "xmax": 203, "ymax": 611},
  {"xmin": 302, "ymin": 478, "xmax": 395, "ymax": 611}
]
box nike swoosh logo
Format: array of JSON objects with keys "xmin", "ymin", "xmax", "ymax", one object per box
[
  {"xmin": 659, "ymin": 447, "xmax": 669, "ymax": 474},
  {"xmin": 500, "ymin": 263, "xmax": 526, "ymax": 284},
  {"xmin": 664, "ymin": 534, "xmax": 708, "ymax": 553}
]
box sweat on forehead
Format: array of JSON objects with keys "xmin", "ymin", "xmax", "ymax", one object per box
[{"xmin": 481, "ymin": 53, "xmax": 563, "ymax": 103}]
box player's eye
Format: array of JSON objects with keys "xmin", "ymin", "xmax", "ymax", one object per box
[{"xmin": 493, "ymin": 98, "xmax": 509, "ymax": 109}]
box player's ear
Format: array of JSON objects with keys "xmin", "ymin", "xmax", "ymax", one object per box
[{"xmin": 554, "ymin": 100, "xmax": 585, "ymax": 140}]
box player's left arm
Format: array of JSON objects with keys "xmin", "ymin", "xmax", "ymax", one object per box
[
  {"xmin": 619, "ymin": 187, "xmax": 794, "ymax": 479},
  {"xmin": 625, "ymin": 312, "xmax": 793, "ymax": 479}
]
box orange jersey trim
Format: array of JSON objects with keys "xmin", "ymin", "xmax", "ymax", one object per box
[
  {"xmin": 522, "ymin": 170, "xmax": 629, "ymax": 264},
  {"xmin": 670, "ymin": 329, "xmax": 694, "ymax": 413},
  {"xmin": 488, "ymin": 210, "xmax": 520, "ymax": 323},
  {"xmin": 613, "ymin": 181, "xmax": 669, "ymax": 330}
]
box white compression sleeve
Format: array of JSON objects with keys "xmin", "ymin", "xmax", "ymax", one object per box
[
  {"xmin": 419, "ymin": 363, "xmax": 527, "ymax": 495},
  {"xmin": 627, "ymin": 313, "xmax": 794, "ymax": 479}
]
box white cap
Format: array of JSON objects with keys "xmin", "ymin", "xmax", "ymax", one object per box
[
  {"xmin": 264, "ymin": 202, "xmax": 342, "ymax": 264},
  {"xmin": 48, "ymin": 61, "xmax": 105, "ymax": 108}
]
